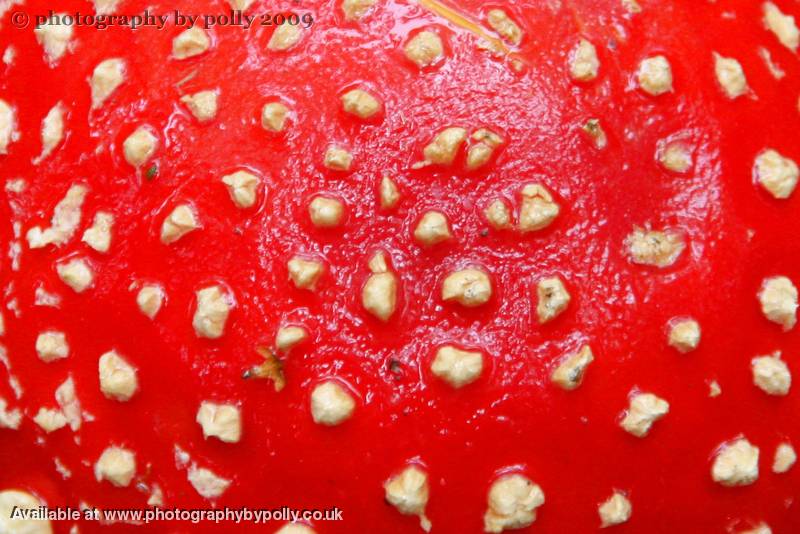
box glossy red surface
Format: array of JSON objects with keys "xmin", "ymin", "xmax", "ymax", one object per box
[{"xmin": 1, "ymin": 0, "xmax": 799, "ymax": 532}]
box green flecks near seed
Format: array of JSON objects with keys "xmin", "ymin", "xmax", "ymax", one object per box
[{"xmin": 145, "ymin": 165, "xmax": 158, "ymax": 180}]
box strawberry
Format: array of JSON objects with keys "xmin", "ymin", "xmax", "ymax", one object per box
[{"xmin": 0, "ymin": 0, "xmax": 798, "ymax": 532}]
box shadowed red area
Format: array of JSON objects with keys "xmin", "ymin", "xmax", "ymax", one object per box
[{"xmin": 0, "ymin": 0, "xmax": 798, "ymax": 532}]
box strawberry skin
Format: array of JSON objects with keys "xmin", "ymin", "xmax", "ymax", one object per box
[{"xmin": 0, "ymin": 0, "xmax": 799, "ymax": 532}]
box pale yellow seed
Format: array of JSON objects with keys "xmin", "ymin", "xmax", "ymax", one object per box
[
  {"xmin": 384, "ymin": 466, "xmax": 432, "ymax": 531},
  {"xmin": 309, "ymin": 197, "xmax": 344, "ymax": 228},
  {"xmin": 711, "ymin": 437, "xmax": 759, "ymax": 486},
  {"xmin": 310, "ymin": 381, "xmax": 355, "ymax": 426},
  {"xmin": 442, "ymin": 268, "xmax": 492, "ymax": 307},
  {"xmin": 181, "ymin": 90, "xmax": 218, "ymax": 122},
  {"xmin": 362, "ymin": 252, "xmax": 397, "ymax": 321},
  {"xmin": 570, "ymin": 39, "xmax": 599, "ymax": 81},
  {"xmin": 638, "ymin": 56, "xmax": 673, "ymax": 96},
  {"xmin": 487, "ymin": 9, "xmax": 522, "ymax": 45},
  {"xmin": 582, "ymin": 119, "xmax": 607, "ymax": 149},
  {"xmin": 342, "ymin": 0, "xmax": 376, "ymax": 20},
  {"xmin": 379, "ymin": 176, "xmax": 400, "ymax": 210},
  {"xmin": 763, "ymin": 1, "xmax": 799, "ymax": 53},
  {"xmin": 268, "ymin": 24, "xmax": 303, "ymax": 51},
  {"xmin": 659, "ymin": 142, "xmax": 692, "ymax": 173},
  {"xmin": 713, "ymin": 53, "xmax": 748, "ymax": 99},
  {"xmin": 123, "ymin": 127, "xmax": 157, "ymax": 168},
  {"xmin": 414, "ymin": 211, "xmax": 452, "ymax": 245},
  {"xmin": 551, "ymin": 345, "xmax": 594, "ymax": 390},
  {"xmin": 626, "ymin": 227, "xmax": 685, "ymax": 268},
  {"xmin": 622, "ymin": 0, "xmax": 641, "ymax": 14},
  {"xmin": 323, "ymin": 147, "xmax": 353, "ymax": 171},
  {"xmin": 467, "ymin": 128, "xmax": 503, "ymax": 170},
  {"xmin": 519, "ymin": 184, "xmax": 559, "ymax": 232},
  {"xmin": 668, "ymin": 319, "xmax": 701, "ymax": 353},
  {"xmin": 288, "ymin": 257, "xmax": 324, "ymax": 290},
  {"xmin": 758, "ymin": 276, "xmax": 797, "ymax": 330},
  {"xmin": 222, "ymin": 170, "xmax": 260, "ymax": 209},
  {"xmin": 536, "ymin": 276, "xmax": 570, "ymax": 323},
  {"xmin": 431, "ymin": 346, "xmax": 483, "ymax": 388},
  {"xmin": 598, "ymin": 492, "xmax": 632, "ymax": 527},
  {"xmin": 483, "ymin": 473, "xmax": 545, "ymax": 533},
  {"xmin": 276, "ymin": 326, "xmax": 308, "ymax": 352},
  {"xmin": 484, "ymin": 199, "xmax": 511, "ymax": 230},
  {"xmin": 422, "ymin": 127, "xmax": 467, "ymax": 165},
  {"xmin": 620, "ymin": 392, "xmax": 669, "ymax": 438},
  {"xmin": 754, "ymin": 149, "xmax": 798, "ymax": 200},
  {"xmin": 404, "ymin": 31, "xmax": 444, "ymax": 68},
  {"xmin": 160, "ymin": 204, "xmax": 198, "ymax": 244},
  {"xmin": 89, "ymin": 58, "xmax": 126, "ymax": 109},
  {"xmin": 341, "ymin": 89, "xmax": 380, "ymax": 119},
  {"xmin": 172, "ymin": 27, "xmax": 210, "ymax": 59},
  {"xmin": 261, "ymin": 102, "xmax": 289, "ymax": 132}
]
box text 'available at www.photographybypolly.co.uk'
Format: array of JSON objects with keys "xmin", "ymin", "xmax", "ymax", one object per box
[{"xmin": 7, "ymin": 505, "xmax": 344, "ymax": 524}]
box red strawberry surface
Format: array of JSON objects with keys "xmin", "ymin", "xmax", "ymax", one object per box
[{"xmin": 0, "ymin": 0, "xmax": 799, "ymax": 532}]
